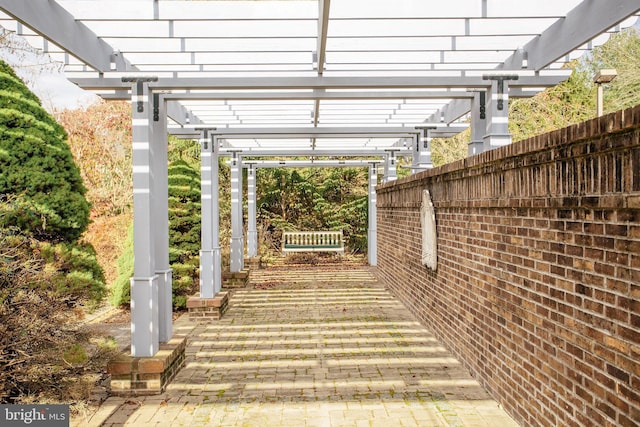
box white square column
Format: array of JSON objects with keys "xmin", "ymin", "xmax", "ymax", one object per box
[
  {"xmin": 128, "ymin": 79, "xmax": 159, "ymax": 357},
  {"xmin": 247, "ymin": 163, "xmax": 258, "ymax": 258},
  {"xmin": 413, "ymin": 127, "xmax": 434, "ymax": 172},
  {"xmin": 368, "ymin": 163, "xmax": 378, "ymax": 266},
  {"xmin": 383, "ymin": 150, "xmax": 397, "ymax": 183},
  {"xmin": 151, "ymin": 93, "xmax": 172, "ymax": 343},
  {"xmin": 230, "ymin": 152, "xmax": 244, "ymax": 272},
  {"xmin": 199, "ymin": 129, "xmax": 222, "ymax": 298},
  {"xmin": 468, "ymin": 91, "xmax": 487, "ymax": 156},
  {"xmin": 483, "ymin": 77, "xmax": 515, "ymax": 150}
]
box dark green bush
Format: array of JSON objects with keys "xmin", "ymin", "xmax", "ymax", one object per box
[
  {"xmin": 167, "ymin": 158, "xmax": 201, "ymax": 308},
  {"xmin": 0, "ymin": 61, "xmax": 90, "ymax": 242}
]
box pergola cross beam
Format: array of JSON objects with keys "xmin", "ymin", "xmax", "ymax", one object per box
[{"xmin": 70, "ymin": 74, "xmax": 571, "ymax": 91}]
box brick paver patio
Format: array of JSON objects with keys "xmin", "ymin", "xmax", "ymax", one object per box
[{"xmin": 87, "ymin": 266, "xmax": 518, "ymax": 427}]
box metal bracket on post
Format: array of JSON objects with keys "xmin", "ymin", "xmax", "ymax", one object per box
[
  {"xmin": 122, "ymin": 76, "xmax": 158, "ymax": 113},
  {"xmin": 479, "ymin": 91, "xmax": 486, "ymax": 119},
  {"xmin": 412, "ymin": 126, "xmax": 436, "ymax": 171},
  {"xmin": 383, "ymin": 148, "xmax": 399, "ymax": 182},
  {"xmin": 482, "ymin": 74, "xmax": 518, "ymax": 110},
  {"xmin": 152, "ymin": 93, "xmax": 159, "ymax": 121},
  {"xmin": 415, "ymin": 126, "xmax": 436, "ymax": 148},
  {"xmin": 195, "ymin": 127, "xmax": 217, "ymax": 151},
  {"xmin": 387, "ymin": 150, "xmax": 396, "ymax": 166},
  {"xmin": 228, "ymin": 149, "xmax": 242, "ymax": 166}
]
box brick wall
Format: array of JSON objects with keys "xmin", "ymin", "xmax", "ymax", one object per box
[{"xmin": 376, "ymin": 105, "xmax": 640, "ymax": 427}]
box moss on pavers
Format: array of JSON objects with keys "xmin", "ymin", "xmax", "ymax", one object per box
[{"xmin": 96, "ymin": 266, "xmax": 518, "ymax": 427}]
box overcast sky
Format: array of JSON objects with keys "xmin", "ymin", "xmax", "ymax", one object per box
[{"xmin": 0, "ymin": 28, "xmax": 98, "ymax": 112}]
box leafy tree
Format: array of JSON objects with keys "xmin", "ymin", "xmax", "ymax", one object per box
[
  {"xmin": 586, "ymin": 28, "xmax": 640, "ymax": 113},
  {"xmin": 0, "ymin": 60, "xmax": 90, "ymax": 242},
  {"xmin": 509, "ymin": 64, "xmax": 596, "ymax": 142},
  {"xmin": 432, "ymin": 28, "xmax": 640, "ymax": 163},
  {"xmin": 257, "ymin": 166, "xmax": 370, "ymax": 254},
  {"xmin": 56, "ymin": 101, "xmax": 132, "ymax": 217}
]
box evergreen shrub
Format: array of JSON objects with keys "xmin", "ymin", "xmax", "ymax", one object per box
[{"xmin": 0, "ymin": 61, "xmax": 90, "ymax": 242}]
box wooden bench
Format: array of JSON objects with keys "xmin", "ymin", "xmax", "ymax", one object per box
[{"xmin": 282, "ymin": 230, "xmax": 344, "ymax": 254}]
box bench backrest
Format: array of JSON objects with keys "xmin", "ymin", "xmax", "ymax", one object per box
[{"xmin": 282, "ymin": 230, "xmax": 344, "ymax": 253}]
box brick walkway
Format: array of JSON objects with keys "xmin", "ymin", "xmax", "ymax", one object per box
[{"xmin": 87, "ymin": 266, "xmax": 518, "ymax": 427}]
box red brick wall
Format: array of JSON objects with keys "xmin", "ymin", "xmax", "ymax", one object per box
[{"xmin": 376, "ymin": 106, "xmax": 640, "ymax": 427}]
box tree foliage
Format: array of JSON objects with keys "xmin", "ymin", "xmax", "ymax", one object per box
[
  {"xmin": 56, "ymin": 101, "xmax": 132, "ymax": 286},
  {"xmin": 56, "ymin": 101, "xmax": 132, "ymax": 217},
  {"xmin": 432, "ymin": 28, "xmax": 640, "ymax": 165},
  {"xmin": 0, "ymin": 61, "xmax": 90, "ymax": 242},
  {"xmin": 257, "ymin": 166, "xmax": 370, "ymax": 253},
  {"xmin": 586, "ymin": 28, "xmax": 640, "ymax": 113}
]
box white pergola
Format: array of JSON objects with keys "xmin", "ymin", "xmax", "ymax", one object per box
[{"xmin": 1, "ymin": 0, "xmax": 638, "ymax": 357}]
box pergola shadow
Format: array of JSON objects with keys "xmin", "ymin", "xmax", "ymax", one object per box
[{"xmin": 98, "ymin": 267, "xmax": 517, "ymax": 426}]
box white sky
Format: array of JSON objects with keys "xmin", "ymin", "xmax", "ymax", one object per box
[{"xmin": 0, "ymin": 29, "xmax": 98, "ymax": 111}]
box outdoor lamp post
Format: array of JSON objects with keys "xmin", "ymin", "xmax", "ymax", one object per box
[{"xmin": 593, "ymin": 69, "xmax": 617, "ymax": 117}]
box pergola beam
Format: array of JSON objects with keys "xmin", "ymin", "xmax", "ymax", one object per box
[
  {"xmin": 221, "ymin": 148, "xmax": 411, "ymax": 157},
  {"xmin": 0, "ymin": 0, "xmax": 128, "ymax": 72},
  {"xmin": 70, "ymin": 74, "xmax": 571, "ymax": 92},
  {"xmin": 313, "ymin": 0, "xmax": 331, "ymax": 126},
  {"xmin": 239, "ymin": 160, "xmax": 381, "ymax": 168},
  {"xmin": 104, "ymin": 88, "xmax": 542, "ymax": 102},
  {"xmin": 502, "ymin": 0, "xmax": 640, "ymax": 70},
  {"xmin": 162, "ymin": 90, "xmax": 481, "ymax": 101},
  {"xmin": 316, "ymin": 0, "xmax": 330, "ymax": 75},
  {"xmin": 170, "ymin": 124, "xmax": 464, "ymax": 140},
  {"xmin": 213, "ymin": 126, "xmax": 419, "ymax": 137},
  {"xmin": 424, "ymin": 99, "xmax": 471, "ymax": 125}
]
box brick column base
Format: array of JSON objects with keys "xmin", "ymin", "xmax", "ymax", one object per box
[
  {"xmin": 186, "ymin": 292, "xmax": 229, "ymax": 321},
  {"xmin": 107, "ymin": 335, "xmax": 187, "ymax": 396},
  {"xmin": 222, "ymin": 269, "xmax": 250, "ymax": 289},
  {"xmin": 245, "ymin": 257, "xmax": 260, "ymax": 269}
]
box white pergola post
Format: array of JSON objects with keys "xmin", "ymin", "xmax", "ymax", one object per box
[
  {"xmin": 151, "ymin": 93, "xmax": 172, "ymax": 343},
  {"xmin": 483, "ymin": 78, "xmax": 514, "ymax": 150},
  {"xmin": 414, "ymin": 128, "xmax": 434, "ymax": 172},
  {"xmin": 383, "ymin": 151, "xmax": 397, "ymax": 183},
  {"xmin": 129, "ymin": 79, "xmax": 159, "ymax": 357},
  {"xmin": 199, "ymin": 129, "xmax": 222, "ymax": 298},
  {"xmin": 468, "ymin": 91, "xmax": 487, "ymax": 156},
  {"xmin": 247, "ymin": 163, "xmax": 258, "ymax": 258},
  {"xmin": 368, "ymin": 163, "xmax": 378, "ymax": 266},
  {"xmin": 230, "ymin": 152, "xmax": 244, "ymax": 272}
]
